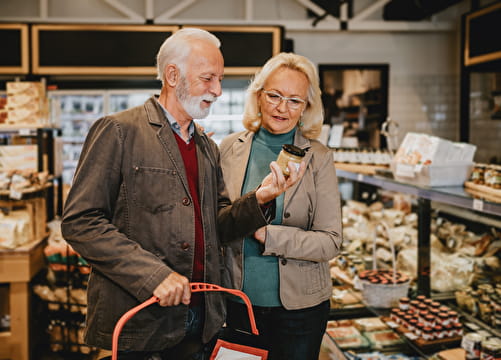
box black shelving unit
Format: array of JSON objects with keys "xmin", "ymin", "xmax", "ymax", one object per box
[{"xmin": 0, "ymin": 126, "xmax": 63, "ymax": 219}]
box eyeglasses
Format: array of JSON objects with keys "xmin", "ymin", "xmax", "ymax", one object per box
[{"xmin": 262, "ymin": 90, "xmax": 306, "ymax": 110}]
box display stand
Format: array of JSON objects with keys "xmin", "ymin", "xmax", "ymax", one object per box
[{"xmin": 0, "ymin": 237, "xmax": 47, "ymax": 360}]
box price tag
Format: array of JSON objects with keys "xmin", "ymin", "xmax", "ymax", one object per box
[
  {"xmin": 386, "ymin": 321, "xmax": 399, "ymax": 329},
  {"xmin": 9, "ymin": 188, "xmax": 23, "ymax": 200},
  {"xmin": 405, "ymin": 332, "xmax": 419, "ymax": 340},
  {"xmin": 357, "ymin": 173, "xmax": 363, "ymax": 182},
  {"xmin": 472, "ymin": 199, "xmax": 484, "ymax": 212},
  {"xmin": 18, "ymin": 128, "xmax": 31, "ymax": 136}
]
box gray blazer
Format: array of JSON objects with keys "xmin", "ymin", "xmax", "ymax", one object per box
[
  {"xmin": 219, "ymin": 129, "xmax": 343, "ymax": 310},
  {"xmin": 61, "ymin": 97, "xmax": 268, "ymax": 351}
]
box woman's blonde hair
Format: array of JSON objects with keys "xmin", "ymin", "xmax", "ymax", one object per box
[{"xmin": 242, "ymin": 52, "xmax": 324, "ymax": 139}]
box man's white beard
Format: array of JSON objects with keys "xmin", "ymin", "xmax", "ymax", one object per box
[{"xmin": 176, "ymin": 76, "xmax": 217, "ymax": 119}]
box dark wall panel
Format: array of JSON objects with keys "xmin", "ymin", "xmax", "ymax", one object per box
[
  {"xmin": 0, "ymin": 24, "xmax": 28, "ymax": 74},
  {"xmin": 465, "ymin": 2, "xmax": 501, "ymax": 66},
  {"xmin": 38, "ymin": 30, "xmax": 171, "ymax": 67}
]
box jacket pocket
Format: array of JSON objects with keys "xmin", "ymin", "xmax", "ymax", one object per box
[
  {"xmin": 298, "ymin": 261, "xmax": 329, "ymax": 295},
  {"xmin": 132, "ymin": 165, "xmax": 177, "ymax": 213}
]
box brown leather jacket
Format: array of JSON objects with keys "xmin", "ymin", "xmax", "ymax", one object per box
[
  {"xmin": 219, "ymin": 129, "xmax": 343, "ymax": 310},
  {"xmin": 62, "ymin": 97, "xmax": 268, "ymax": 351}
]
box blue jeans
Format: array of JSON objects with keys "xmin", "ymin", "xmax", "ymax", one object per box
[
  {"xmin": 102, "ymin": 306, "xmax": 210, "ymax": 360},
  {"xmin": 224, "ymin": 299, "xmax": 330, "ymax": 360}
]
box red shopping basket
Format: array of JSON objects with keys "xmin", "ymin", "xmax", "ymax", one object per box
[{"xmin": 111, "ymin": 282, "xmax": 268, "ymax": 360}]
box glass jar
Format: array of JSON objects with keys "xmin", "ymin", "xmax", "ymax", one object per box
[
  {"xmin": 438, "ymin": 312, "xmax": 450, "ymax": 326},
  {"xmin": 408, "ymin": 318, "xmax": 418, "ymax": 332},
  {"xmin": 399, "ymin": 297, "xmax": 410, "ymax": 311},
  {"xmin": 415, "ymin": 322, "xmax": 425, "ymax": 337},
  {"xmin": 410, "ymin": 300, "xmax": 420, "ymax": 312},
  {"xmin": 453, "ymin": 322, "xmax": 463, "ymax": 337},
  {"xmin": 448, "ymin": 310, "xmax": 459, "ymax": 324},
  {"xmin": 276, "ymin": 144, "xmax": 305, "ymax": 177},
  {"xmin": 434, "ymin": 324, "xmax": 444, "ymax": 339},
  {"xmin": 390, "ymin": 308, "xmax": 400, "ymax": 323},
  {"xmin": 422, "ymin": 326, "xmax": 434, "ymax": 341},
  {"xmin": 424, "ymin": 314, "xmax": 436, "ymax": 328},
  {"xmin": 431, "ymin": 301, "xmax": 441, "ymax": 309}
]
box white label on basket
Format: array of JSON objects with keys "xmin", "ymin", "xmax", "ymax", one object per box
[
  {"xmin": 357, "ymin": 173, "xmax": 363, "ymax": 182},
  {"xmin": 472, "ymin": 199, "xmax": 483, "ymax": 211}
]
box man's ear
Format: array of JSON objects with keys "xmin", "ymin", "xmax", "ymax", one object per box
[{"xmin": 165, "ymin": 64, "xmax": 178, "ymax": 87}]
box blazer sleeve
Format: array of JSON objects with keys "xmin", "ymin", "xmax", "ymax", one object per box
[
  {"xmin": 262, "ymin": 147, "xmax": 343, "ymax": 262},
  {"xmin": 213, "ymin": 137, "xmax": 270, "ymax": 243}
]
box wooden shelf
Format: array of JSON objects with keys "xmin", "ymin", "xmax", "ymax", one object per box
[{"xmin": 0, "ymin": 236, "xmax": 47, "ymax": 360}]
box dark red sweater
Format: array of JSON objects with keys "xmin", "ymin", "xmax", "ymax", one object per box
[{"xmin": 174, "ymin": 133, "xmax": 204, "ymax": 286}]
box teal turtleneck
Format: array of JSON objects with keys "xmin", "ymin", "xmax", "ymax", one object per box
[{"xmin": 240, "ymin": 126, "xmax": 295, "ymax": 307}]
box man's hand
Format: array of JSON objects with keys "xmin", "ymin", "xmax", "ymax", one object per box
[
  {"xmin": 253, "ymin": 226, "xmax": 267, "ymax": 244},
  {"xmin": 256, "ymin": 160, "xmax": 306, "ymax": 205},
  {"xmin": 153, "ymin": 272, "xmax": 191, "ymax": 307}
]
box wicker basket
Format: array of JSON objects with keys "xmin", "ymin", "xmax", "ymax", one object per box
[{"xmin": 361, "ymin": 222, "xmax": 410, "ymax": 308}]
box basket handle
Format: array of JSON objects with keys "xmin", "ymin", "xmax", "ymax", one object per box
[
  {"xmin": 111, "ymin": 282, "xmax": 258, "ymax": 360},
  {"xmin": 372, "ymin": 221, "xmax": 398, "ymax": 283}
]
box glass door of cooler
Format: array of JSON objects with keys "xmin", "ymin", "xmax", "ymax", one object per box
[
  {"xmin": 49, "ymin": 89, "xmax": 156, "ymax": 187},
  {"xmin": 108, "ymin": 89, "xmax": 156, "ymax": 114},
  {"xmin": 49, "ymin": 80, "xmax": 248, "ymax": 188},
  {"xmin": 195, "ymin": 86, "xmax": 246, "ymax": 145},
  {"xmin": 49, "ymin": 90, "xmax": 104, "ymax": 187}
]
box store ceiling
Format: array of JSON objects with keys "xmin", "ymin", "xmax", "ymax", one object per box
[
  {"xmin": 309, "ymin": 0, "xmax": 464, "ymax": 21},
  {"xmin": 0, "ymin": 0, "xmax": 472, "ymax": 32}
]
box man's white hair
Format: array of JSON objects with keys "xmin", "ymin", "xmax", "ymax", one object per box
[{"xmin": 156, "ymin": 28, "xmax": 221, "ymax": 85}]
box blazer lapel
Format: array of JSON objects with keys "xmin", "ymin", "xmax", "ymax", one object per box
[{"xmin": 228, "ymin": 132, "xmax": 253, "ymax": 199}]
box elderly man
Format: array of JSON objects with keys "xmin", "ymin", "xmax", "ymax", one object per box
[{"xmin": 61, "ymin": 28, "xmax": 304, "ymax": 360}]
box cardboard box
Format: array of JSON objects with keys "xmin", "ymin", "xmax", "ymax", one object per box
[
  {"xmin": 392, "ymin": 133, "xmax": 476, "ymax": 187},
  {"xmin": 392, "ymin": 161, "xmax": 474, "ymax": 187}
]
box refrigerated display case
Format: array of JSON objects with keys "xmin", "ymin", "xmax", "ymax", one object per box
[
  {"xmin": 48, "ymin": 89, "xmax": 156, "ymax": 186},
  {"xmin": 48, "ymin": 80, "xmax": 249, "ymax": 187}
]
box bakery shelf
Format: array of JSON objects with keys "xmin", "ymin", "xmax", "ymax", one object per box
[{"xmin": 336, "ymin": 169, "xmax": 501, "ymax": 217}]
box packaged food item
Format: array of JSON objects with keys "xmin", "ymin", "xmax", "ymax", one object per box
[
  {"xmin": 462, "ymin": 332, "xmax": 484, "ymax": 359},
  {"xmin": 353, "ymin": 317, "xmax": 388, "ymax": 332},
  {"xmin": 276, "ymin": 144, "xmax": 305, "ymax": 176},
  {"xmin": 399, "ymin": 297, "xmax": 410, "ymax": 311},
  {"xmin": 364, "ymin": 329, "xmax": 404, "ymax": 348},
  {"xmin": 480, "ymin": 338, "xmax": 501, "ymax": 360}
]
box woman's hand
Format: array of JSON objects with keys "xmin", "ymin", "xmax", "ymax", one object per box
[{"xmin": 255, "ymin": 160, "xmax": 306, "ymax": 205}]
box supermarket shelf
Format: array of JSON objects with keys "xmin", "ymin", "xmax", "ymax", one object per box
[
  {"xmin": 0, "ymin": 124, "xmax": 56, "ymax": 135},
  {"xmin": 336, "ymin": 169, "xmax": 501, "ymax": 217}
]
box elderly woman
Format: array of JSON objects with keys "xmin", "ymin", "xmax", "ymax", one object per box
[{"xmin": 219, "ymin": 52, "xmax": 343, "ymax": 360}]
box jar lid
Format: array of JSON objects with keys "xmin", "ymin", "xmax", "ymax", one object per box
[{"xmin": 282, "ymin": 144, "xmax": 306, "ymax": 157}]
